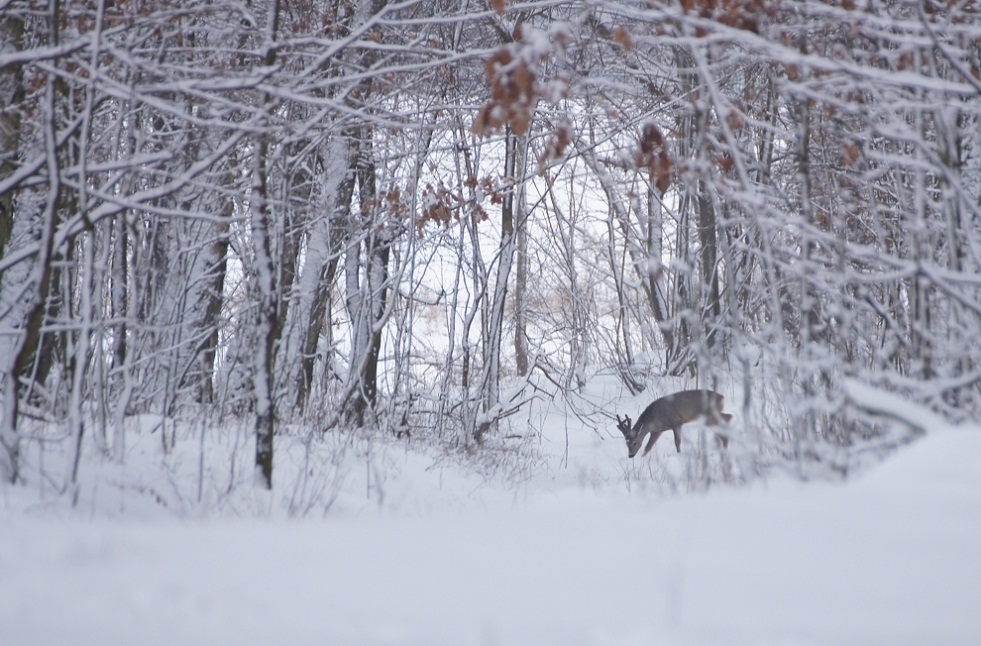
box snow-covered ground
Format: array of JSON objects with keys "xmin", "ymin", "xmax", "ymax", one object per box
[{"xmin": 2, "ymin": 386, "xmax": 979, "ymax": 645}]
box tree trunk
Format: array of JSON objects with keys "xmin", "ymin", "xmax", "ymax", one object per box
[
  {"xmin": 513, "ymin": 156, "xmax": 529, "ymax": 376},
  {"xmin": 0, "ymin": 10, "xmax": 25, "ymax": 261},
  {"xmin": 474, "ymin": 130, "xmax": 519, "ymax": 443},
  {"xmin": 252, "ymin": 0, "xmax": 282, "ymax": 490},
  {"xmin": 295, "ymin": 144, "xmax": 354, "ymax": 410}
]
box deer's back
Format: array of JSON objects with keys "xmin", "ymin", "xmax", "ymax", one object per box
[{"xmin": 636, "ymin": 389, "xmax": 723, "ymax": 431}]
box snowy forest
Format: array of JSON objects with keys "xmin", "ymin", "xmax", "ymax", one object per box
[
  {"xmin": 3, "ymin": 1, "xmax": 981, "ymax": 643},
  {"xmin": 2, "ymin": 0, "xmax": 981, "ymax": 492}
]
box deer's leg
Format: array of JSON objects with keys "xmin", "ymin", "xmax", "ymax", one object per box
[
  {"xmin": 672, "ymin": 428, "xmax": 682, "ymax": 452},
  {"xmin": 643, "ymin": 431, "xmax": 662, "ymax": 455},
  {"xmin": 709, "ymin": 411, "xmax": 730, "ymax": 449}
]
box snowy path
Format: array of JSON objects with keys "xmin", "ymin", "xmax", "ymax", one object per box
[{"xmin": 2, "ymin": 429, "xmax": 979, "ymax": 645}]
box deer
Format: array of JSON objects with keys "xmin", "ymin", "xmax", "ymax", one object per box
[{"xmin": 616, "ymin": 389, "xmax": 732, "ymax": 458}]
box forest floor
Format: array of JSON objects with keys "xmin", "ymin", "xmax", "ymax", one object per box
[{"xmin": 2, "ymin": 378, "xmax": 980, "ymax": 645}]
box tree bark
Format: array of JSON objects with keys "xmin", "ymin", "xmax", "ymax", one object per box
[{"xmin": 252, "ymin": 0, "xmax": 282, "ymax": 490}]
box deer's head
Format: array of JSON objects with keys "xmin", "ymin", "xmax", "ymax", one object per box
[{"xmin": 616, "ymin": 414, "xmax": 642, "ymax": 458}]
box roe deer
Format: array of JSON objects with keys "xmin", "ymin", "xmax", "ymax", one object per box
[{"xmin": 616, "ymin": 389, "xmax": 732, "ymax": 458}]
